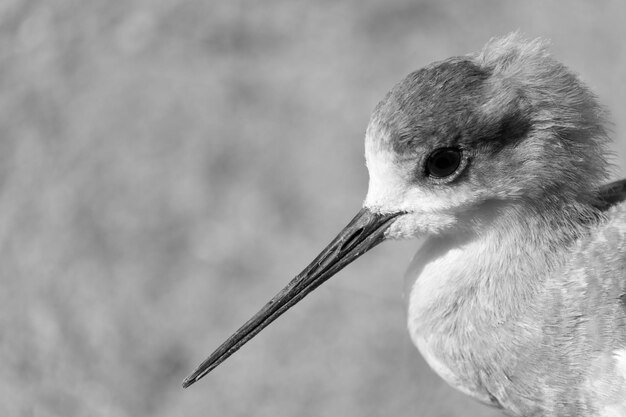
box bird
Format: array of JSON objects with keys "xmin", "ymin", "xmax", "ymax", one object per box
[{"xmin": 183, "ymin": 33, "xmax": 626, "ymax": 416}]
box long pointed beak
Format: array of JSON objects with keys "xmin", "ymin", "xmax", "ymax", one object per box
[{"xmin": 182, "ymin": 207, "xmax": 400, "ymax": 388}]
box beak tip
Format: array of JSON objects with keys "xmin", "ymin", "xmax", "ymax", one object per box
[
  {"xmin": 182, "ymin": 371, "xmax": 201, "ymax": 389},
  {"xmin": 182, "ymin": 377, "xmax": 194, "ymax": 389},
  {"xmin": 183, "ymin": 362, "xmax": 214, "ymax": 388}
]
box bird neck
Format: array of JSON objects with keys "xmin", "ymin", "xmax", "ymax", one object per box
[{"xmin": 407, "ymin": 197, "xmax": 603, "ymax": 336}]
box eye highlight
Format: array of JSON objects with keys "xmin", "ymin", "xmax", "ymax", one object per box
[{"xmin": 425, "ymin": 147, "xmax": 463, "ymax": 178}]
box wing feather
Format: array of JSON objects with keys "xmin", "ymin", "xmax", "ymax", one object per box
[{"xmin": 596, "ymin": 179, "xmax": 626, "ymax": 211}]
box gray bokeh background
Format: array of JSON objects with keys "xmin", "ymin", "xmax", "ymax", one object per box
[{"xmin": 3, "ymin": 1, "xmax": 625, "ymax": 416}]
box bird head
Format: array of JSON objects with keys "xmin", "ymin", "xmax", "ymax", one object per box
[{"xmin": 365, "ymin": 33, "xmax": 610, "ymax": 239}]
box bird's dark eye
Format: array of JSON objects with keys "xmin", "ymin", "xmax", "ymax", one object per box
[{"xmin": 426, "ymin": 147, "xmax": 462, "ymax": 178}]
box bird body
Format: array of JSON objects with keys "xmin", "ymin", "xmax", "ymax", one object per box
[
  {"xmin": 185, "ymin": 33, "xmax": 626, "ymax": 416},
  {"xmin": 406, "ymin": 199, "xmax": 626, "ymax": 415}
]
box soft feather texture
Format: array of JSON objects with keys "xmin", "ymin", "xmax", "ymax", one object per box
[
  {"xmin": 366, "ymin": 33, "xmax": 611, "ymax": 225},
  {"xmin": 474, "ymin": 33, "xmax": 611, "ymax": 203}
]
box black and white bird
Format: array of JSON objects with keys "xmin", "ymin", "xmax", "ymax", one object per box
[{"xmin": 184, "ymin": 34, "xmax": 626, "ymax": 417}]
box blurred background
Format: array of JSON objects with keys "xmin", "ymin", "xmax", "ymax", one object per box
[{"xmin": 2, "ymin": 1, "xmax": 625, "ymax": 416}]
